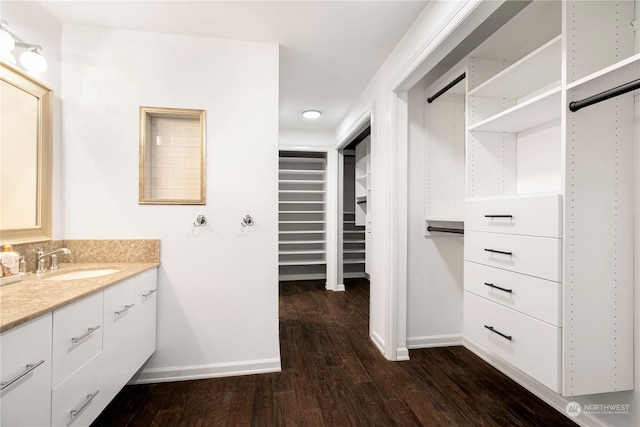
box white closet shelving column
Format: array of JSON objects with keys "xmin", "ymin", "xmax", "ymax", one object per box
[{"xmin": 278, "ymin": 152, "xmax": 327, "ymax": 281}]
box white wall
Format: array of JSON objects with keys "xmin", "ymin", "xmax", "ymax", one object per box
[
  {"xmin": 2, "ymin": 1, "xmax": 63, "ymax": 239},
  {"xmin": 279, "ymin": 129, "xmax": 335, "ymax": 150},
  {"xmin": 335, "ymin": 0, "xmax": 499, "ymax": 359},
  {"xmin": 60, "ymin": 25, "xmax": 280, "ymax": 381}
]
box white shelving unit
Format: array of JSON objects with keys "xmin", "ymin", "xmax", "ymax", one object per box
[
  {"xmin": 343, "ymin": 212, "xmax": 366, "ymax": 278},
  {"xmin": 463, "ymin": 0, "xmax": 636, "ymax": 397},
  {"xmin": 354, "ymin": 136, "xmax": 370, "ymax": 227},
  {"xmin": 279, "ymin": 152, "xmax": 327, "ymax": 280},
  {"xmin": 424, "ymin": 64, "xmax": 466, "ymax": 229}
]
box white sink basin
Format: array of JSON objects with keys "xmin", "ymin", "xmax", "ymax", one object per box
[{"xmin": 48, "ymin": 269, "xmax": 120, "ymax": 281}]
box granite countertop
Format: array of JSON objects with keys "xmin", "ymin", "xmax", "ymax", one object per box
[{"xmin": 0, "ymin": 262, "xmax": 159, "ymax": 333}]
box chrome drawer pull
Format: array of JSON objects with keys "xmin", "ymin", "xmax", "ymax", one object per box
[
  {"xmin": 484, "ymin": 282, "xmax": 513, "ymax": 294},
  {"xmin": 142, "ymin": 289, "xmax": 157, "ymax": 299},
  {"xmin": 484, "ymin": 325, "xmax": 512, "ymax": 341},
  {"xmin": 70, "ymin": 390, "xmax": 100, "ymax": 418},
  {"xmin": 115, "ymin": 304, "xmax": 134, "ymax": 316},
  {"xmin": 484, "ymin": 248, "xmax": 513, "ymax": 256},
  {"xmin": 71, "ymin": 325, "xmax": 100, "ymax": 344},
  {"xmin": 0, "ymin": 359, "xmax": 45, "ymax": 391},
  {"xmin": 484, "ymin": 215, "xmax": 513, "ymax": 218}
]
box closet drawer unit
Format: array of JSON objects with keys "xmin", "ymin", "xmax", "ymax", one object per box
[
  {"xmin": 464, "ymin": 292, "xmax": 561, "ymax": 392},
  {"xmin": 465, "ymin": 231, "xmax": 562, "ymax": 282},
  {"xmin": 466, "ymin": 194, "xmax": 562, "ymax": 237},
  {"xmin": 52, "ymin": 353, "xmax": 105, "ymax": 427},
  {"xmin": 464, "ymin": 261, "xmax": 561, "ymax": 326},
  {"xmin": 52, "ymin": 291, "xmax": 104, "ymax": 388}
]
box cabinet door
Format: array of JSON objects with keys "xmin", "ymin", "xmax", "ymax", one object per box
[
  {"xmin": 102, "ymin": 277, "xmax": 138, "ymax": 403},
  {"xmin": 134, "ymin": 268, "xmax": 158, "ymax": 367},
  {"xmin": 0, "ymin": 314, "xmax": 52, "ymax": 427}
]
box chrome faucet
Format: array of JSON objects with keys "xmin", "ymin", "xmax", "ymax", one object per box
[{"xmin": 36, "ymin": 248, "xmax": 71, "ymax": 274}]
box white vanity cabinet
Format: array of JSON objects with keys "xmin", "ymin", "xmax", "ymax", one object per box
[
  {"xmin": 1, "ymin": 266, "xmax": 158, "ymax": 427},
  {"xmin": 101, "ymin": 268, "xmax": 157, "ymax": 405},
  {"xmin": 0, "ymin": 314, "xmax": 52, "ymax": 427}
]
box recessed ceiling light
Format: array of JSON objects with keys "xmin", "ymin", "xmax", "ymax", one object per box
[{"xmin": 302, "ymin": 110, "xmax": 321, "ymax": 119}]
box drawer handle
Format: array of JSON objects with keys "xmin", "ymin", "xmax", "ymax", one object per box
[
  {"xmin": 484, "ymin": 248, "xmax": 512, "ymax": 256},
  {"xmin": 115, "ymin": 304, "xmax": 135, "ymax": 316},
  {"xmin": 484, "ymin": 282, "xmax": 513, "ymax": 294},
  {"xmin": 142, "ymin": 289, "xmax": 158, "ymax": 299},
  {"xmin": 484, "ymin": 214, "xmax": 513, "ymax": 218},
  {"xmin": 70, "ymin": 390, "xmax": 100, "ymax": 418},
  {"xmin": 71, "ymin": 325, "xmax": 101, "ymax": 344},
  {"xmin": 484, "ymin": 325, "xmax": 512, "ymax": 341},
  {"xmin": 0, "ymin": 359, "xmax": 45, "ymax": 391}
]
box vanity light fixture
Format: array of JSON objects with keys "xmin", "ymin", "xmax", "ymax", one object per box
[
  {"xmin": 0, "ymin": 20, "xmax": 47, "ymax": 74},
  {"xmin": 302, "ymin": 110, "xmax": 321, "ymax": 119}
]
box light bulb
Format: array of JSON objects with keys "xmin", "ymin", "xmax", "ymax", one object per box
[
  {"xmin": 1, "ymin": 50, "xmax": 16, "ymax": 65},
  {"xmin": 20, "ymin": 49, "xmax": 47, "ymax": 73},
  {"xmin": 302, "ymin": 110, "xmax": 321, "ymax": 119},
  {"xmin": 0, "ymin": 29, "xmax": 15, "ymax": 53}
]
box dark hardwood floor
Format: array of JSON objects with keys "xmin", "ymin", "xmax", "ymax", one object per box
[{"xmin": 92, "ymin": 279, "xmax": 577, "ymax": 426}]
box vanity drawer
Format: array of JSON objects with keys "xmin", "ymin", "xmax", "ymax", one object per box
[
  {"xmin": 52, "ymin": 353, "xmax": 105, "ymax": 427},
  {"xmin": 465, "ymin": 231, "xmax": 562, "ymax": 282},
  {"xmin": 52, "ymin": 292, "xmax": 103, "ymax": 388},
  {"xmin": 464, "ymin": 291, "xmax": 561, "ymax": 392},
  {"xmin": 464, "ymin": 261, "xmax": 561, "ymax": 326},
  {"xmin": 0, "ymin": 314, "xmax": 52, "ymax": 427},
  {"xmin": 466, "ymin": 194, "xmax": 562, "ymax": 237}
]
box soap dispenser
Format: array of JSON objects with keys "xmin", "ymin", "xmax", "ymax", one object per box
[{"xmin": 0, "ymin": 244, "xmax": 20, "ymax": 277}]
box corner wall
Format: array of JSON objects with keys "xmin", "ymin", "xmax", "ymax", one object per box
[{"xmin": 60, "ymin": 25, "xmax": 281, "ymax": 381}]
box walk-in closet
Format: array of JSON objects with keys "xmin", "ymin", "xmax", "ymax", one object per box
[
  {"xmin": 407, "ymin": 0, "xmax": 637, "ymax": 399},
  {"xmin": 278, "ymin": 151, "xmax": 327, "ymax": 281}
]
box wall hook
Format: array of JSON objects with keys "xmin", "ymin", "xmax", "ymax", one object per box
[
  {"xmin": 241, "ymin": 214, "xmax": 254, "ymax": 227},
  {"xmin": 193, "ymin": 215, "xmax": 207, "ymax": 227}
]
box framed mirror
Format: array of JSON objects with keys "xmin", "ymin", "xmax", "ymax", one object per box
[
  {"xmin": 0, "ymin": 62, "xmax": 53, "ymax": 244},
  {"xmin": 139, "ymin": 106, "xmax": 206, "ymax": 204}
]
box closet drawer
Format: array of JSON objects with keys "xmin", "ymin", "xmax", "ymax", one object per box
[
  {"xmin": 464, "ymin": 292, "xmax": 560, "ymax": 392},
  {"xmin": 52, "ymin": 292, "xmax": 103, "ymax": 388},
  {"xmin": 465, "ymin": 231, "xmax": 562, "ymax": 282},
  {"xmin": 466, "ymin": 194, "xmax": 562, "ymax": 237},
  {"xmin": 464, "ymin": 261, "xmax": 561, "ymax": 326}
]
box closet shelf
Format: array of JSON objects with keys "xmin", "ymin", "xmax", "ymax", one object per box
[
  {"xmin": 343, "ymin": 259, "xmax": 365, "ymax": 264},
  {"xmin": 344, "ymin": 239, "xmax": 365, "ymax": 243},
  {"xmin": 279, "ymin": 179, "xmax": 326, "ymax": 184},
  {"xmin": 279, "ymin": 230, "xmax": 325, "ymax": 234},
  {"xmin": 470, "ymin": 35, "xmax": 562, "ymax": 99},
  {"xmin": 279, "ymin": 210, "xmax": 325, "ymax": 214},
  {"xmin": 279, "ymin": 260, "xmax": 326, "ymax": 266},
  {"xmin": 279, "ymin": 157, "xmax": 325, "ymax": 164},
  {"xmin": 344, "ymin": 249, "xmax": 366, "ymax": 254},
  {"xmin": 280, "ymin": 240, "xmax": 325, "ymax": 244},
  {"xmin": 566, "ymin": 52, "xmax": 640, "ymax": 95},
  {"xmin": 279, "ymin": 201, "xmax": 325, "ymax": 204},
  {"xmin": 279, "ymin": 169, "xmax": 325, "ymax": 174},
  {"xmin": 279, "ymin": 250, "xmax": 325, "ymax": 255},
  {"xmin": 279, "ymin": 190, "xmax": 326, "ymax": 194},
  {"xmin": 468, "ymin": 87, "xmax": 561, "ymax": 133},
  {"xmin": 278, "ymin": 220, "xmax": 326, "ymax": 224}
]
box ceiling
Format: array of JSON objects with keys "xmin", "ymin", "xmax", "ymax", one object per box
[{"xmin": 38, "ymin": 1, "xmax": 428, "ymax": 132}]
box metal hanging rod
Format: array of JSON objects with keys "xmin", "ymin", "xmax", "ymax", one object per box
[
  {"xmin": 427, "ymin": 226, "xmax": 464, "ymax": 234},
  {"xmin": 569, "ymin": 78, "xmax": 640, "ymax": 112},
  {"xmin": 427, "ymin": 72, "xmax": 466, "ymax": 104}
]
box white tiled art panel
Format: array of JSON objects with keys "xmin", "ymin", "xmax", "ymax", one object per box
[{"xmin": 148, "ymin": 117, "xmax": 202, "ymax": 200}]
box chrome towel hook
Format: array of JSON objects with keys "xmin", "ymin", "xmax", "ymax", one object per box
[
  {"xmin": 193, "ymin": 215, "xmax": 207, "ymax": 227},
  {"xmin": 241, "ymin": 214, "xmax": 254, "ymax": 227}
]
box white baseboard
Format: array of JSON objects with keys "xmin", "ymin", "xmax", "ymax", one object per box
[
  {"xmin": 463, "ymin": 339, "xmax": 606, "ymax": 427},
  {"xmin": 407, "ymin": 333, "xmax": 463, "ymax": 349},
  {"xmin": 370, "ymin": 330, "xmax": 385, "ymax": 356},
  {"xmin": 279, "ymin": 273, "xmax": 326, "ymax": 281},
  {"xmin": 327, "ymin": 283, "xmax": 346, "ymax": 292},
  {"xmin": 396, "ymin": 346, "xmax": 410, "ymax": 361},
  {"xmin": 130, "ymin": 357, "xmax": 281, "ymax": 385}
]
